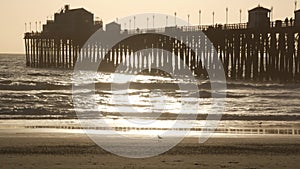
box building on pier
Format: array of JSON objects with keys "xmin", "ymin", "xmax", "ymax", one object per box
[
  {"xmin": 106, "ymin": 22, "xmax": 121, "ymax": 33},
  {"xmin": 43, "ymin": 5, "xmax": 102, "ymax": 39},
  {"xmin": 295, "ymin": 9, "xmax": 300, "ymax": 26},
  {"xmin": 248, "ymin": 6, "xmax": 271, "ymax": 29}
]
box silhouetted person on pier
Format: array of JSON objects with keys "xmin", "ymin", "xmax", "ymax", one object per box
[
  {"xmin": 290, "ymin": 18, "xmax": 294, "ymax": 26},
  {"xmin": 285, "ymin": 17, "xmax": 289, "ymax": 26}
]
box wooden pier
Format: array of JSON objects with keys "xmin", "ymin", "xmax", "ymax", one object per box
[
  {"xmin": 24, "ymin": 33, "xmax": 82, "ymax": 69},
  {"xmin": 24, "ymin": 5, "xmax": 300, "ymax": 82}
]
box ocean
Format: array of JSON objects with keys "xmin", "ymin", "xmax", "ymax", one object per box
[{"xmin": 0, "ymin": 54, "xmax": 299, "ymax": 136}]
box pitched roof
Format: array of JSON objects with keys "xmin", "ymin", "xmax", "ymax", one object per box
[
  {"xmin": 106, "ymin": 21, "xmax": 120, "ymax": 26},
  {"xmin": 68, "ymin": 8, "xmax": 93, "ymax": 15},
  {"xmin": 249, "ymin": 6, "xmax": 271, "ymax": 12}
]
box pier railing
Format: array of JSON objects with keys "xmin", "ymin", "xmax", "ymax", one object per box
[
  {"xmin": 25, "ymin": 20, "xmax": 296, "ymax": 37},
  {"xmin": 118, "ymin": 20, "xmax": 296, "ymax": 34},
  {"xmin": 120, "ymin": 23, "xmax": 249, "ymax": 34}
]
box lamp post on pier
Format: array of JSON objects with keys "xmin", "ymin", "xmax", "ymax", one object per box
[
  {"xmin": 147, "ymin": 17, "xmax": 149, "ymax": 29},
  {"xmin": 271, "ymin": 6, "xmax": 273, "ymax": 22},
  {"xmin": 153, "ymin": 14, "xmax": 155, "ymax": 28},
  {"xmin": 174, "ymin": 12, "xmax": 177, "ymax": 26},
  {"xmin": 226, "ymin": 7, "xmax": 228, "ymax": 25},
  {"xmin": 134, "ymin": 16, "xmax": 136, "ymax": 29},
  {"xmin": 199, "ymin": 10, "xmax": 201, "ymax": 25},
  {"xmin": 188, "ymin": 14, "xmax": 190, "ymax": 27},
  {"xmin": 240, "ymin": 9, "xmax": 242, "ymax": 24},
  {"xmin": 212, "ymin": 12, "xmax": 215, "ymax": 25},
  {"xmin": 166, "ymin": 16, "xmax": 168, "ymax": 27}
]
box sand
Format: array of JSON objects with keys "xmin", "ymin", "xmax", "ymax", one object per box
[{"xmin": 0, "ymin": 131, "xmax": 299, "ymax": 169}]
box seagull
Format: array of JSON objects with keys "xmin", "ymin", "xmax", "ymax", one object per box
[{"xmin": 157, "ymin": 135, "xmax": 163, "ymax": 141}]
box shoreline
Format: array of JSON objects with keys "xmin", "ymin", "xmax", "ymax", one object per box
[
  {"xmin": 0, "ymin": 132, "xmax": 299, "ymax": 169},
  {"xmin": 0, "ymin": 119, "xmax": 299, "ymax": 138}
]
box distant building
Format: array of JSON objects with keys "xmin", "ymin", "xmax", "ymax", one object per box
[
  {"xmin": 42, "ymin": 5, "xmax": 102, "ymax": 38},
  {"xmin": 295, "ymin": 9, "xmax": 300, "ymax": 26},
  {"xmin": 248, "ymin": 6, "xmax": 271, "ymax": 29},
  {"xmin": 105, "ymin": 22, "xmax": 121, "ymax": 33}
]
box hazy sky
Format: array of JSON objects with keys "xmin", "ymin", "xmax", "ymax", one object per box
[{"xmin": 0, "ymin": 0, "xmax": 297, "ymax": 53}]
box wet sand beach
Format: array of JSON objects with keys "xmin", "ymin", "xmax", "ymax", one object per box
[{"xmin": 0, "ymin": 131, "xmax": 299, "ymax": 169}]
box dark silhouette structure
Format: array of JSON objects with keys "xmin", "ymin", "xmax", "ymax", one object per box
[
  {"xmin": 24, "ymin": 5, "xmax": 300, "ymax": 82},
  {"xmin": 43, "ymin": 5, "xmax": 101, "ymax": 38},
  {"xmin": 295, "ymin": 9, "xmax": 300, "ymax": 26},
  {"xmin": 24, "ymin": 5, "xmax": 102, "ymax": 69},
  {"xmin": 248, "ymin": 6, "xmax": 271, "ymax": 28}
]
